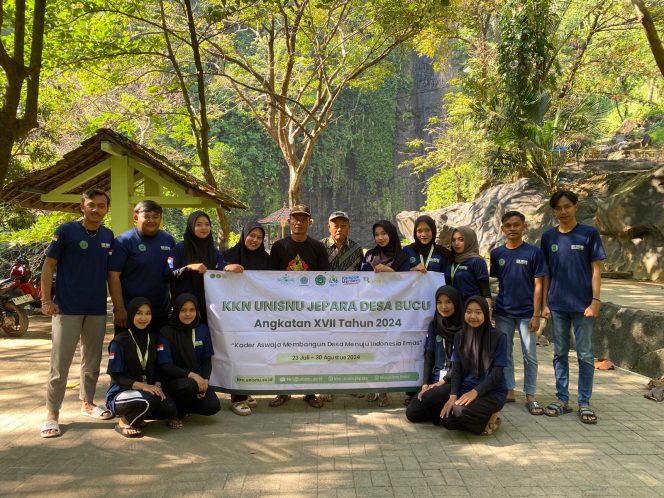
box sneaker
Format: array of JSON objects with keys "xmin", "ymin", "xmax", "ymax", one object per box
[{"xmin": 230, "ymin": 401, "xmax": 251, "ymax": 416}]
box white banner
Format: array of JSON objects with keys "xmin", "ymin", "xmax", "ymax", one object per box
[{"xmin": 205, "ymin": 270, "xmax": 444, "ymax": 393}]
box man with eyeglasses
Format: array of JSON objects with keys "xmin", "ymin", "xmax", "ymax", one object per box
[
  {"xmin": 269, "ymin": 204, "xmax": 330, "ymax": 408},
  {"xmin": 321, "ymin": 211, "xmax": 363, "ymax": 271},
  {"xmin": 108, "ymin": 200, "xmax": 175, "ymax": 333}
]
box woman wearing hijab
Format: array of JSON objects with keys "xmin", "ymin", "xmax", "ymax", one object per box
[
  {"xmin": 360, "ymin": 220, "xmax": 409, "ymax": 272},
  {"xmin": 406, "ymin": 285, "xmax": 463, "ymax": 422},
  {"xmin": 171, "ymin": 211, "xmax": 224, "ymax": 324},
  {"xmin": 419, "ymin": 296, "xmax": 507, "ymax": 435},
  {"xmin": 157, "ymin": 294, "xmax": 221, "ymax": 428},
  {"xmin": 403, "ymin": 215, "xmax": 452, "ymax": 280},
  {"xmin": 450, "ymin": 226, "xmax": 492, "ymax": 307},
  {"xmin": 106, "ymin": 297, "xmax": 177, "ymax": 438},
  {"xmin": 221, "ymin": 222, "xmax": 271, "ymax": 415}
]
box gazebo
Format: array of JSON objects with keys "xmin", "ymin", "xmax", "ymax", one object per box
[
  {"xmin": 258, "ymin": 203, "xmax": 290, "ymax": 248},
  {"xmin": 0, "ymin": 129, "xmax": 246, "ymax": 234}
]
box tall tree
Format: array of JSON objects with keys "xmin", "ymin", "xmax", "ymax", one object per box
[
  {"xmin": 0, "ymin": 0, "xmax": 47, "ymax": 186},
  {"xmin": 207, "ymin": 0, "xmax": 448, "ymax": 206},
  {"xmin": 630, "ymin": 0, "xmax": 664, "ymax": 78}
]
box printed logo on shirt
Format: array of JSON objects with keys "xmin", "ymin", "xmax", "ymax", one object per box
[
  {"xmin": 571, "ymin": 244, "xmax": 585, "ymax": 250},
  {"xmin": 458, "ymin": 265, "xmax": 469, "ymax": 271},
  {"xmin": 551, "ymin": 244, "xmax": 559, "ymax": 253},
  {"xmin": 194, "ymin": 340, "xmax": 204, "ymax": 347},
  {"xmin": 516, "ymin": 259, "xmax": 528, "ymax": 265},
  {"xmin": 101, "ymin": 242, "xmax": 111, "ymax": 248},
  {"xmin": 436, "ymin": 335, "xmax": 442, "ymax": 342},
  {"xmin": 138, "ymin": 244, "xmax": 147, "ymax": 252},
  {"xmin": 286, "ymin": 254, "xmax": 309, "ymax": 271},
  {"xmin": 161, "ymin": 245, "xmax": 171, "ymax": 251},
  {"xmin": 410, "ymin": 256, "xmax": 417, "ymax": 264},
  {"xmin": 79, "ymin": 240, "xmax": 89, "ymax": 250},
  {"xmin": 108, "ymin": 352, "xmax": 115, "ymax": 360},
  {"xmin": 499, "ymin": 258, "xmax": 506, "ymax": 267},
  {"xmin": 156, "ymin": 343, "xmax": 165, "ymax": 351},
  {"xmin": 167, "ymin": 256, "xmax": 174, "ymax": 270},
  {"xmin": 51, "ymin": 234, "xmax": 59, "ymax": 242}
]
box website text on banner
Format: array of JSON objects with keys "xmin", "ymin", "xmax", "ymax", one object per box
[{"xmin": 205, "ymin": 271, "xmax": 445, "ymax": 394}]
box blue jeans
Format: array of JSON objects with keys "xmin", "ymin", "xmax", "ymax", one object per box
[
  {"xmin": 495, "ymin": 315, "xmax": 538, "ymax": 396},
  {"xmin": 551, "ymin": 311, "xmax": 595, "ymax": 406}
]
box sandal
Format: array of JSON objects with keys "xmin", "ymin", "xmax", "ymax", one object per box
[
  {"xmin": 246, "ymin": 396, "xmax": 258, "ymax": 408},
  {"xmin": 167, "ymin": 417, "xmax": 184, "ymax": 429},
  {"xmin": 482, "ymin": 417, "xmax": 502, "ymax": 436},
  {"xmin": 526, "ymin": 400, "xmax": 544, "ymax": 416},
  {"xmin": 269, "ymin": 394, "xmax": 291, "ymax": 407},
  {"xmin": 403, "ymin": 395, "xmax": 413, "ymax": 407},
  {"xmin": 40, "ymin": 419, "xmax": 61, "ymax": 438},
  {"xmin": 230, "ymin": 401, "xmax": 252, "ymax": 416},
  {"xmin": 366, "ymin": 393, "xmax": 379, "ymax": 402},
  {"xmin": 304, "ymin": 395, "xmax": 324, "ymax": 408},
  {"xmin": 377, "ymin": 393, "xmax": 390, "ymax": 407},
  {"xmin": 81, "ymin": 405, "xmax": 114, "ymax": 420},
  {"xmin": 544, "ymin": 401, "xmax": 572, "ymax": 417},
  {"xmin": 115, "ymin": 423, "xmax": 142, "ymax": 438},
  {"xmin": 319, "ymin": 394, "xmax": 333, "ymax": 402},
  {"xmin": 578, "ymin": 406, "xmax": 598, "ymax": 424}
]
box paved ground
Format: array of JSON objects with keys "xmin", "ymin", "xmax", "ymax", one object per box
[
  {"xmin": 1, "ymin": 311, "xmax": 664, "ymax": 497},
  {"xmin": 602, "ymin": 279, "xmax": 664, "ymax": 313}
]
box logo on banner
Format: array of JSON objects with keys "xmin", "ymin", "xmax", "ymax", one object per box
[
  {"xmin": 328, "ymin": 275, "xmax": 339, "ymax": 286},
  {"xmin": 299, "ymin": 276, "xmax": 309, "ymax": 286},
  {"xmin": 315, "ymin": 275, "xmax": 326, "ymax": 286},
  {"xmin": 342, "ymin": 275, "xmax": 360, "ymax": 285},
  {"xmin": 278, "ymin": 274, "xmax": 296, "ymax": 286}
]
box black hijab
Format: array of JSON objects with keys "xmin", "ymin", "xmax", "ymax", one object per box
[
  {"xmin": 412, "ymin": 215, "xmax": 451, "ymax": 261},
  {"xmin": 456, "ymin": 295, "xmax": 502, "ymax": 378},
  {"xmin": 365, "ymin": 220, "xmax": 408, "ymax": 270},
  {"xmin": 114, "ymin": 297, "xmax": 156, "ymax": 382},
  {"xmin": 222, "ymin": 222, "xmax": 271, "ymax": 270},
  {"xmin": 433, "ymin": 285, "xmax": 463, "ymax": 361},
  {"xmin": 159, "ymin": 293, "xmax": 200, "ymax": 374},
  {"xmin": 183, "ymin": 211, "xmax": 217, "ymax": 293}
]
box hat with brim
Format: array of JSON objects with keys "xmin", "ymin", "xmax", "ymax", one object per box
[
  {"xmin": 328, "ymin": 211, "xmax": 349, "ymax": 222},
  {"xmin": 290, "ymin": 204, "xmax": 311, "ymax": 217}
]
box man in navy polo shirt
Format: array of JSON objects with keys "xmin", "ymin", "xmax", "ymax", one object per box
[
  {"xmin": 490, "ymin": 211, "xmax": 548, "ymax": 415},
  {"xmin": 541, "ymin": 191, "xmax": 605, "ymax": 424},
  {"xmin": 40, "ymin": 189, "xmax": 115, "ymax": 438},
  {"xmin": 108, "ymin": 200, "xmax": 175, "ymax": 333}
]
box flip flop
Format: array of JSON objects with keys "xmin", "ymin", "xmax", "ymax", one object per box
[
  {"xmin": 167, "ymin": 417, "xmax": 184, "ymax": 429},
  {"xmin": 115, "ymin": 423, "xmax": 142, "ymax": 438},
  {"xmin": 40, "ymin": 420, "xmax": 61, "ymax": 438},
  {"xmin": 81, "ymin": 405, "xmax": 114, "ymax": 420}
]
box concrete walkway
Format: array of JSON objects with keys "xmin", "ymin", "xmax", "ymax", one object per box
[
  {"xmin": 1, "ymin": 315, "xmax": 663, "ymax": 497},
  {"xmin": 602, "ymin": 278, "xmax": 664, "ymax": 313}
]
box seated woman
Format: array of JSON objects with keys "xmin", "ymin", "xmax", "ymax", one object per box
[
  {"xmin": 222, "ymin": 222, "xmax": 271, "ymax": 415},
  {"xmin": 406, "ymin": 285, "xmax": 462, "ymax": 422},
  {"xmin": 157, "ymin": 294, "xmax": 221, "ymax": 428},
  {"xmin": 106, "ymin": 297, "xmax": 177, "ymax": 438},
  {"xmin": 403, "ymin": 215, "xmax": 452, "ymax": 280},
  {"xmin": 419, "ymin": 296, "xmax": 507, "ymax": 435}
]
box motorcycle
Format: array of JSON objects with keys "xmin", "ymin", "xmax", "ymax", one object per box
[
  {"xmin": 9, "ymin": 258, "xmax": 41, "ymax": 309},
  {"xmin": 0, "ymin": 277, "xmax": 30, "ymax": 337}
]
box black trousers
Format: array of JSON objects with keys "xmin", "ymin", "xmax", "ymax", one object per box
[
  {"xmin": 113, "ymin": 390, "xmax": 177, "ymax": 427},
  {"xmin": 417, "ymin": 384, "xmax": 504, "ymax": 435},
  {"xmin": 162, "ymin": 377, "xmax": 221, "ymax": 419}
]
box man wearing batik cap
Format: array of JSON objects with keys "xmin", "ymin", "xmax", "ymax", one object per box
[
  {"xmin": 321, "ymin": 210, "xmax": 363, "ymax": 271},
  {"xmin": 269, "ymin": 203, "xmax": 330, "ymax": 409}
]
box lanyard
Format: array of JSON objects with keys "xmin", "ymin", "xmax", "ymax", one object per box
[
  {"xmin": 128, "ymin": 330, "xmax": 150, "ymax": 380},
  {"xmin": 192, "ymin": 329, "xmax": 196, "ymax": 348},
  {"xmin": 450, "ymin": 263, "xmax": 460, "ymax": 284},
  {"xmin": 419, "ymin": 246, "xmax": 434, "ymax": 269}
]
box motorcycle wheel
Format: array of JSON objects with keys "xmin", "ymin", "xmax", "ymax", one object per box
[{"xmin": 1, "ymin": 302, "xmax": 29, "ymax": 337}]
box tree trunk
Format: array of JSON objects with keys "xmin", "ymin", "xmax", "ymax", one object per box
[
  {"xmin": 288, "ymin": 167, "xmax": 302, "ymax": 207},
  {"xmin": 631, "ymin": 0, "xmax": 664, "ymax": 78}
]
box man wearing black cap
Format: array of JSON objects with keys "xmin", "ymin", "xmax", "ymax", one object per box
[
  {"xmin": 269, "ymin": 203, "xmax": 330, "ymax": 408},
  {"xmin": 321, "ymin": 211, "xmax": 363, "ymax": 271}
]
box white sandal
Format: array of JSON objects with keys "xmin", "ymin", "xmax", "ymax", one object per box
[
  {"xmin": 40, "ymin": 420, "xmax": 61, "ymax": 438},
  {"xmin": 81, "ymin": 405, "xmax": 114, "ymax": 420},
  {"xmin": 230, "ymin": 401, "xmax": 251, "ymax": 416}
]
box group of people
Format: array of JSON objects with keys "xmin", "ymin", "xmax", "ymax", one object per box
[{"xmin": 39, "ymin": 187, "xmax": 605, "ymax": 439}]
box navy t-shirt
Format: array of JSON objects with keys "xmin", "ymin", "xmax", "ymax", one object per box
[
  {"xmin": 540, "ymin": 224, "xmax": 606, "ymax": 313},
  {"xmin": 450, "ymin": 256, "xmax": 489, "ymax": 303},
  {"xmin": 424, "ymin": 321, "xmax": 451, "ymax": 384},
  {"xmin": 105, "ymin": 338, "xmax": 156, "ymax": 410},
  {"xmin": 451, "ymin": 332, "xmax": 508, "ymax": 403},
  {"xmin": 109, "ymin": 228, "xmax": 175, "ymax": 316},
  {"xmin": 403, "ymin": 244, "xmax": 451, "ymax": 284},
  {"xmin": 46, "ymin": 221, "xmax": 114, "ymax": 315},
  {"xmin": 490, "ymin": 243, "xmax": 548, "ymax": 318},
  {"xmin": 156, "ymin": 324, "xmax": 214, "ymax": 373},
  {"xmin": 170, "ymin": 241, "xmax": 225, "ymax": 298}
]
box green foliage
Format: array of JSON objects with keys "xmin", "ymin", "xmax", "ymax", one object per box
[
  {"xmin": 649, "ymin": 122, "xmax": 664, "ymax": 145},
  {"xmin": 0, "ymin": 211, "xmax": 78, "ymax": 245}
]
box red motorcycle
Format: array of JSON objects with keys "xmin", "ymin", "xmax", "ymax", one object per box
[
  {"xmin": 0, "ymin": 277, "xmax": 30, "ymax": 337},
  {"xmin": 9, "ymin": 258, "xmax": 40, "ymax": 306}
]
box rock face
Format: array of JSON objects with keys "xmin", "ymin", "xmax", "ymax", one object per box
[{"xmin": 397, "ymin": 161, "xmax": 664, "ymax": 282}]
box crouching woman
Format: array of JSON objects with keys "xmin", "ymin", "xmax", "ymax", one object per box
[
  {"xmin": 157, "ymin": 294, "xmax": 221, "ymax": 428},
  {"xmin": 106, "ymin": 297, "xmax": 177, "ymax": 438},
  {"xmin": 421, "ymin": 296, "xmax": 507, "ymax": 435}
]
